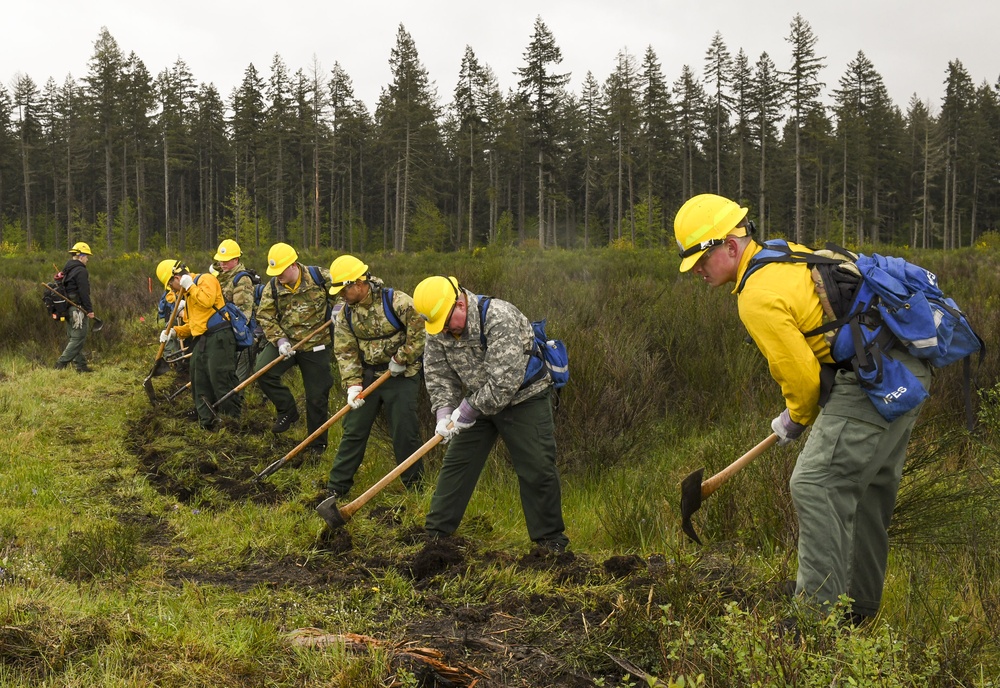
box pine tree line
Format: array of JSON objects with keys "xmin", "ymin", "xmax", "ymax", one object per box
[{"xmin": 2, "ymin": 15, "xmax": 998, "ymax": 254}]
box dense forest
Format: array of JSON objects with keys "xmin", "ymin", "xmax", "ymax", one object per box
[{"xmin": 2, "ymin": 14, "xmax": 999, "ymax": 255}]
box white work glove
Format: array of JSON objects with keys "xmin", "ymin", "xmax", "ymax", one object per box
[
  {"xmin": 178, "ymin": 274, "xmax": 194, "ymax": 291},
  {"xmin": 176, "ymin": 298, "xmax": 186, "ymax": 314},
  {"xmin": 159, "ymin": 328, "xmax": 175, "ymax": 343},
  {"xmin": 771, "ymin": 409, "xmax": 807, "ymax": 446},
  {"xmin": 277, "ymin": 338, "xmax": 295, "ymax": 359},
  {"xmin": 434, "ymin": 408, "xmax": 458, "ymax": 444},
  {"xmin": 388, "ymin": 356, "xmax": 407, "ymax": 376},
  {"xmin": 450, "ymin": 399, "xmax": 479, "ymax": 431},
  {"xmin": 346, "ymin": 385, "xmax": 365, "ymax": 409}
]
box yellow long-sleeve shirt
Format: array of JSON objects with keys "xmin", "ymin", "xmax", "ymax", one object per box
[
  {"xmin": 734, "ymin": 241, "xmax": 835, "ymax": 426},
  {"xmin": 173, "ymin": 273, "xmax": 225, "ymax": 339}
]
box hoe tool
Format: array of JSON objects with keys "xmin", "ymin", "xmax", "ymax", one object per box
[
  {"xmin": 164, "ymin": 350, "xmax": 193, "ymax": 365},
  {"xmin": 143, "ymin": 298, "xmax": 182, "ymax": 404},
  {"xmin": 255, "ymin": 370, "xmax": 392, "ymax": 481},
  {"xmin": 209, "ymin": 317, "xmax": 334, "ymax": 413},
  {"xmin": 166, "ymin": 381, "xmax": 192, "ymax": 402},
  {"xmin": 316, "ymin": 431, "xmax": 447, "ymax": 530},
  {"xmin": 680, "ymin": 433, "xmax": 779, "ymax": 545},
  {"xmin": 41, "ymin": 283, "xmax": 105, "ymax": 332}
]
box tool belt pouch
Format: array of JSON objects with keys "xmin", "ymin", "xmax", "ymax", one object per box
[{"xmin": 855, "ymin": 348, "xmax": 928, "ymax": 422}]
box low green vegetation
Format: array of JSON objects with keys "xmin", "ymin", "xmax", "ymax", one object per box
[{"xmin": 1, "ymin": 244, "xmax": 998, "ymax": 686}]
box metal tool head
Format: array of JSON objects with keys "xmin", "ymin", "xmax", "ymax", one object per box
[
  {"xmin": 143, "ymin": 376, "xmax": 157, "ymax": 405},
  {"xmin": 680, "ymin": 467, "xmax": 705, "ymax": 545},
  {"xmin": 316, "ymin": 494, "xmax": 347, "ymax": 530}
]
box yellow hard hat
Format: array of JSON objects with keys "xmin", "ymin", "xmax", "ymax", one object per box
[
  {"xmin": 413, "ymin": 276, "xmax": 460, "ymax": 335},
  {"xmin": 70, "ymin": 241, "xmax": 92, "ymax": 255},
  {"xmin": 673, "ymin": 194, "xmax": 748, "ymax": 272},
  {"xmin": 156, "ymin": 259, "xmax": 186, "ymax": 288},
  {"xmin": 208, "ymin": 264, "xmax": 219, "ymax": 276},
  {"xmin": 214, "ymin": 238, "xmax": 241, "ymax": 261},
  {"xmin": 266, "ymin": 243, "xmax": 298, "ymax": 276},
  {"xmin": 327, "ymin": 255, "xmax": 369, "ymax": 295}
]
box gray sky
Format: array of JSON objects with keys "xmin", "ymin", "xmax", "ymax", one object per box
[{"xmin": 4, "ymin": 1, "xmax": 998, "ymax": 115}]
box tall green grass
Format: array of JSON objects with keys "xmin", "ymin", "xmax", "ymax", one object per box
[{"xmin": 1, "ymin": 244, "xmax": 998, "ymax": 685}]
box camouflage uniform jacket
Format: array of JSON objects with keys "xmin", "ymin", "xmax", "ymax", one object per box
[
  {"xmin": 424, "ymin": 290, "xmax": 550, "ymax": 417},
  {"xmin": 173, "ymin": 273, "xmax": 225, "ymax": 339},
  {"xmin": 256, "ymin": 263, "xmax": 332, "ymax": 347},
  {"xmin": 216, "ymin": 261, "xmax": 256, "ymax": 321},
  {"xmin": 333, "ymin": 278, "xmax": 425, "ymax": 389}
]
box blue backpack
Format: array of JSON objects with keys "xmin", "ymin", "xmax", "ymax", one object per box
[
  {"xmin": 478, "ymin": 296, "xmax": 569, "ymax": 390},
  {"xmin": 193, "ymin": 274, "xmax": 255, "ymax": 349},
  {"xmin": 738, "ymin": 240, "xmax": 983, "ymax": 424}
]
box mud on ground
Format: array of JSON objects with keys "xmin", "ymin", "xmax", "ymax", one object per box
[{"xmin": 119, "ymin": 402, "xmax": 719, "ymax": 687}]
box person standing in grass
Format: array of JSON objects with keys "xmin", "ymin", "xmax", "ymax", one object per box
[
  {"xmin": 673, "ymin": 193, "xmax": 932, "ymax": 624},
  {"xmin": 319, "ymin": 255, "xmax": 425, "ymax": 510},
  {"xmin": 411, "ymin": 275, "xmax": 569, "ymax": 553},
  {"xmin": 156, "ymin": 259, "xmax": 241, "ymax": 430},
  {"xmin": 254, "ymin": 243, "xmax": 333, "ymax": 454},
  {"xmin": 213, "ymin": 239, "xmax": 257, "ymax": 385},
  {"xmin": 54, "ymin": 242, "xmax": 96, "ymax": 373}
]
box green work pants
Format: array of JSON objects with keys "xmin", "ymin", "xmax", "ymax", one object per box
[
  {"xmin": 790, "ymin": 350, "xmax": 932, "ymax": 616},
  {"xmin": 327, "ymin": 374, "xmax": 423, "ymax": 496},
  {"xmin": 57, "ymin": 314, "xmax": 89, "ymax": 369},
  {"xmin": 255, "ymin": 342, "xmax": 333, "ymax": 446},
  {"xmin": 191, "ymin": 328, "xmax": 241, "ymax": 429},
  {"xmin": 425, "ymin": 389, "xmax": 568, "ymax": 547}
]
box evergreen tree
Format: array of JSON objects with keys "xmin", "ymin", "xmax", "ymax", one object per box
[
  {"xmin": 230, "ymin": 64, "xmax": 266, "ymax": 248},
  {"xmin": 940, "ymin": 60, "xmax": 975, "ymax": 248},
  {"xmin": 13, "ymin": 73, "xmax": 42, "ymax": 248},
  {"xmin": 604, "ymin": 48, "xmax": 640, "ymax": 242},
  {"xmin": 703, "ymin": 31, "xmax": 733, "ymax": 194},
  {"xmin": 731, "ymin": 49, "xmax": 753, "ymax": 203},
  {"xmin": 517, "ymin": 16, "xmax": 570, "ymax": 248},
  {"xmin": 379, "ymin": 24, "xmax": 441, "ymax": 251},
  {"xmin": 83, "ymin": 27, "xmax": 125, "ymax": 250},
  {"xmin": 672, "ymin": 65, "xmax": 707, "ymax": 202},
  {"xmin": 782, "ymin": 13, "xmax": 825, "ymax": 242},
  {"xmin": 121, "ymin": 53, "xmax": 155, "ymax": 250},
  {"xmin": 750, "ymin": 52, "xmax": 785, "ymax": 233}
]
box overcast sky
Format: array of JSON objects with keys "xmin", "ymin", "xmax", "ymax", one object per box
[{"xmin": 4, "ymin": 1, "xmax": 999, "ymax": 116}]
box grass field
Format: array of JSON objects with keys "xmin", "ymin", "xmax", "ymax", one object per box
[{"xmin": 1, "ymin": 244, "xmax": 999, "ymax": 686}]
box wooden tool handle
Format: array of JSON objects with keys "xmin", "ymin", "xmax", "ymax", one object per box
[{"xmin": 701, "ymin": 433, "xmax": 779, "ymax": 498}]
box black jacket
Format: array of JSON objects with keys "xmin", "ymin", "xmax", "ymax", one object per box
[{"xmin": 61, "ymin": 259, "xmax": 92, "ymax": 313}]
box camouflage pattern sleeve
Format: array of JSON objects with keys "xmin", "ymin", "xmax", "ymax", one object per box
[
  {"xmin": 256, "ymin": 277, "xmax": 283, "ymax": 345},
  {"xmin": 467, "ymin": 296, "xmax": 542, "ymax": 414},
  {"xmin": 333, "ymin": 307, "xmax": 364, "ymax": 389},
  {"xmin": 391, "ymin": 289, "xmax": 426, "ymax": 375},
  {"xmin": 423, "ymin": 333, "xmax": 464, "ymax": 414},
  {"xmin": 422, "ymin": 291, "xmax": 549, "ymax": 417}
]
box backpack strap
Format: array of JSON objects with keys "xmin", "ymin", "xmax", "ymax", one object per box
[{"xmin": 477, "ymin": 295, "xmax": 492, "ymax": 349}]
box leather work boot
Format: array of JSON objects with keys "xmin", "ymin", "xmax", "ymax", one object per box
[
  {"xmin": 271, "ymin": 409, "xmax": 300, "ymax": 434},
  {"xmin": 54, "ymin": 361, "xmax": 69, "ymax": 370}
]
